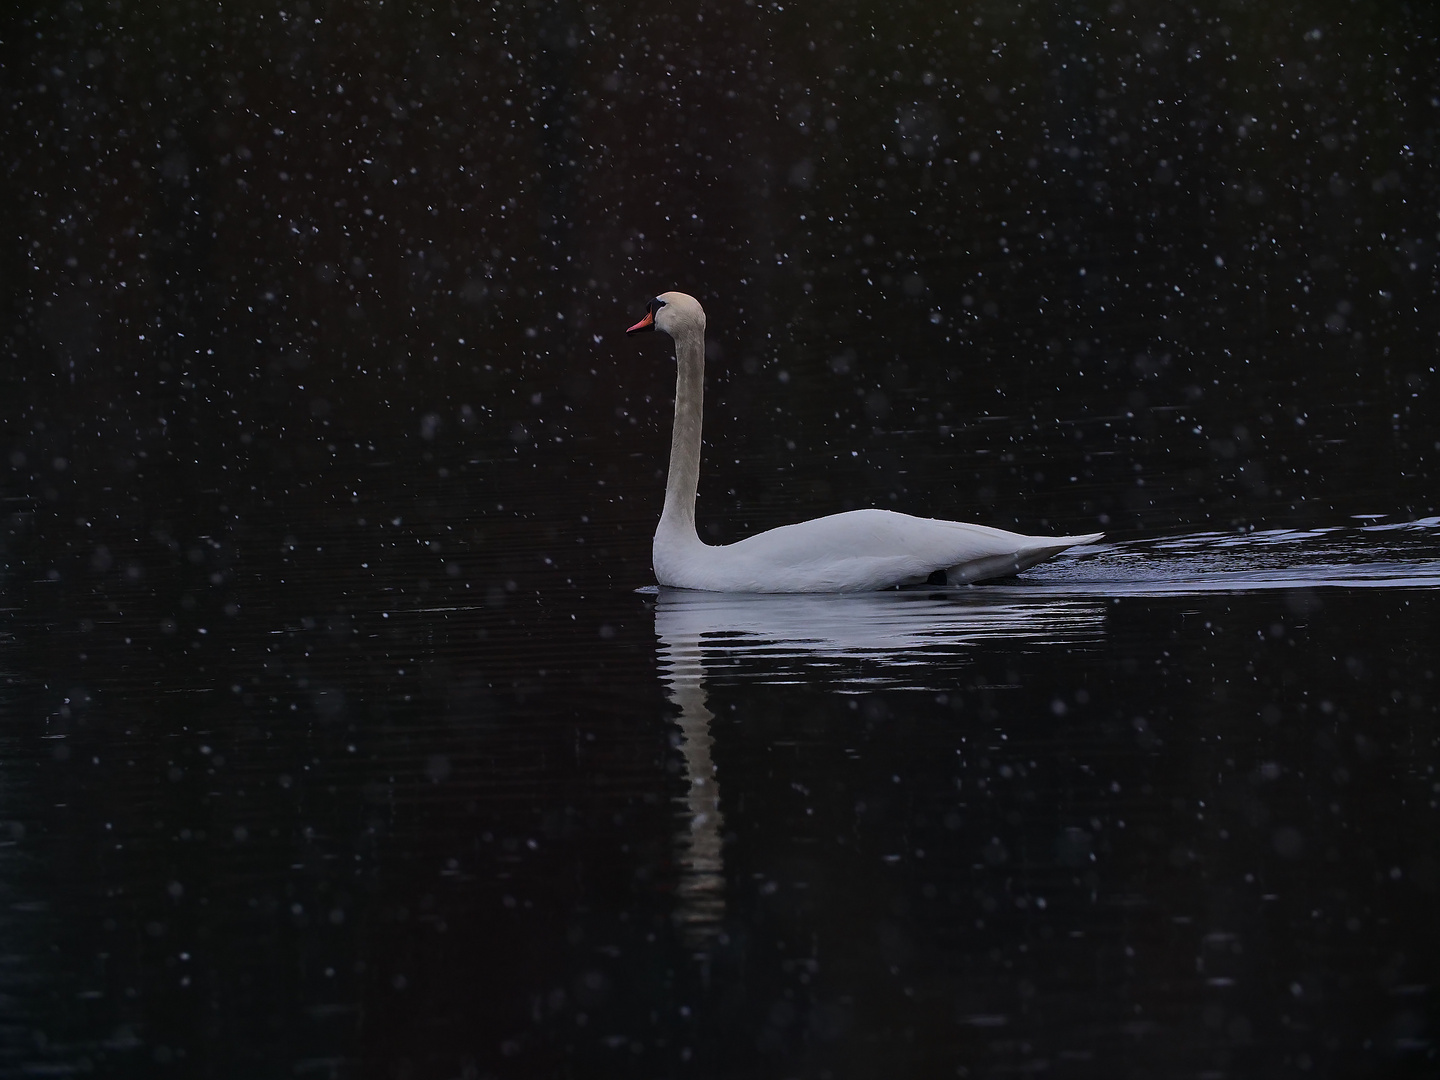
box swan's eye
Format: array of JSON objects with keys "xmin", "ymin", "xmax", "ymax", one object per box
[{"xmin": 649, "ymin": 297, "xmax": 667, "ymax": 314}]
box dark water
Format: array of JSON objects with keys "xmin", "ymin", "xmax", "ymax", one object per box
[
  {"xmin": 3, "ymin": 444, "xmax": 1438, "ymax": 1078},
  {"xmin": 4, "ymin": 0, "xmax": 1440, "ymax": 1077}
]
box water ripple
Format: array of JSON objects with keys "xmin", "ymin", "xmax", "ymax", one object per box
[{"xmin": 1017, "ymin": 516, "xmax": 1440, "ymax": 595}]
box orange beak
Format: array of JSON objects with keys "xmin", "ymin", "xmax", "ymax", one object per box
[{"xmin": 625, "ymin": 308, "xmax": 656, "ymax": 335}]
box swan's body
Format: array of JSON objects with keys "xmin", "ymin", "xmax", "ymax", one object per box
[
  {"xmin": 627, "ymin": 291, "xmax": 1101, "ymax": 593},
  {"xmin": 654, "ymin": 508, "xmax": 1095, "ymax": 591}
]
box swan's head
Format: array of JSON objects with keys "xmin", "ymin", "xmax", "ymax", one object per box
[{"xmin": 625, "ymin": 291, "xmax": 705, "ymax": 340}]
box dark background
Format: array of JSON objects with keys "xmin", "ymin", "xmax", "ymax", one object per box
[
  {"xmin": 6, "ymin": 0, "xmax": 1437, "ymax": 562},
  {"xmin": 2, "ymin": 1, "xmax": 1438, "ymax": 1078}
]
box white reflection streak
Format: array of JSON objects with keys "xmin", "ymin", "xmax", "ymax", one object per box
[
  {"xmin": 654, "ymin": 588, "xmax": 1108, "ymax": 944},
  {"xmin": 657, "ymin": 616, "xmax": 726, "ymax": 946}
]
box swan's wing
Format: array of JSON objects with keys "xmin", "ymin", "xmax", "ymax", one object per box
[{"xmin": 673, "ymin": 509, "xmax": 1100, "ymax": 592}]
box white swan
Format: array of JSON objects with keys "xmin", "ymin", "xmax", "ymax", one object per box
[{"xmin": 626, "ymin": 291, "xmax": 1102, "ymax": 592}]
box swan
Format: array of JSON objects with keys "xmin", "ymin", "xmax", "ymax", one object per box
[{"xmin": 626, "ymin": 291, "xmax": 1102, "ymax": 592}]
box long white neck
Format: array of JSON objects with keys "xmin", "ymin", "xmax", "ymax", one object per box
[{"xmin": 659, "ymin": 324, "xmax": 705, "ymax": 540}]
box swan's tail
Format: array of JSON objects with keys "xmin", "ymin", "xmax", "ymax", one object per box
[{"xmin": 944, "ymin": 531, "xmax": 1104, "ymax": 585}]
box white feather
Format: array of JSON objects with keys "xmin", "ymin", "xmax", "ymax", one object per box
[{"xmin": 633, "ymin": 291, "xmax": 1102, "ymax": 593}]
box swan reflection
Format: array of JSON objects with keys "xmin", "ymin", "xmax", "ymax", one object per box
[
  {"xmin": 654, "ymin": 588, "xmax": 1109, "ymax": 945},
  {"xmin": 651, "ymin": 520, "xmax": 1440, "ymax": 944}
]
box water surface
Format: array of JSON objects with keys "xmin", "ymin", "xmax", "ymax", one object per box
[{"xmin": 4, "ymin": 487, "xmax": 1438, "ymax": 1076}]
